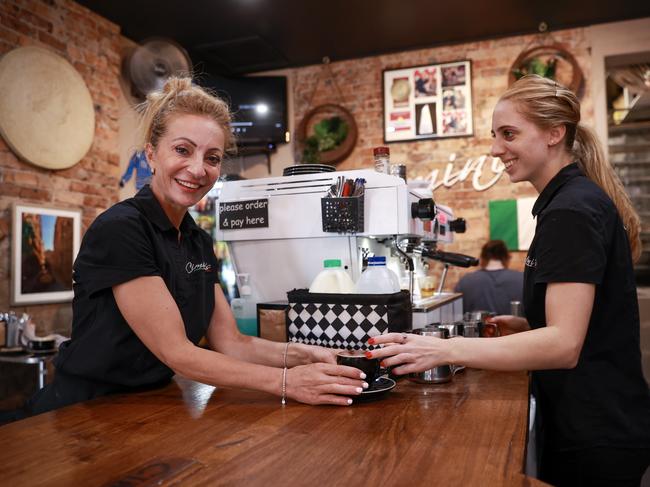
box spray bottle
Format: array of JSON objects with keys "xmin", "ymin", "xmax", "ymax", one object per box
[{"xmin": 231, "ymin": 274, "xmax": 257, "ymax": 336}]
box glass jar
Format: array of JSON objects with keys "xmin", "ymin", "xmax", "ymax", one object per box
[{"xmin": 373, "ymin": 146, "xmax": 390, "ymax": 174}]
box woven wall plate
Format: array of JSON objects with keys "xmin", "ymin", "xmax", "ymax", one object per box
[
  {"xmin": 0, "ymin": 46, "xmax": 95, "ymax": 170},
  {"xmin": 296, "ymin": 104, "xmax": 358, "ymax": 165},
  {"xmin": 508, "ymin": 44, "xmax": 584, "ymax": 95}
]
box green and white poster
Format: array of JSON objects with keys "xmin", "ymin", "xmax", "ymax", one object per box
[{"xmin": 488, "ymin": 197, "xmax": 536, "ymax": 251}]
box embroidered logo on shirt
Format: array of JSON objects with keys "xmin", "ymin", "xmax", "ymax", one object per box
[
  {"xmin": 525, "ymin": 257, "xmax": 537, "ymax": 269},
  {"xmin": 186, "ymin": 262, "xmax": 212, "ymax": 274}
]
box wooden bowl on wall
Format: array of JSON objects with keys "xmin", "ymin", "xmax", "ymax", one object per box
[
  {"xmin": 508, "ymin": 44, "xmax": 584, "ymax": 95},
  {"xmin": 295, "ymin": 103, "xmax": 358, "ymax": 165}
]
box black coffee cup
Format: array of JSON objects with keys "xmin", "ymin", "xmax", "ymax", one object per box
[{"xmin": 336, "ymin": 350, "xmax": 380, "ymax": 383}]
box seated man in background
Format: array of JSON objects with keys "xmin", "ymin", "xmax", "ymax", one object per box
[{"xmin": 454, "ymin": 240, "xmax": 523, "ymax": 315}]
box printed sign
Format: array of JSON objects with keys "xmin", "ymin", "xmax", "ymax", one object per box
[{"xmin": 219, "ymin": 199, "xmax": 269, "ymax": 230}]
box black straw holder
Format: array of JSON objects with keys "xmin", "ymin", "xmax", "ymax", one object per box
[{"xmin": 321, "ymin": 196, "xmax": 364, "ymax": 233}]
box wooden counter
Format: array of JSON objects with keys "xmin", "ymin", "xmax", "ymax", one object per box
[{"xmin": 0, "ymin": 369, "xmax": 548, "ymax": 486}]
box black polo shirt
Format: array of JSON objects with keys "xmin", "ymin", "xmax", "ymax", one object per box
[
  {"xmin": 54, "ymin": 185, "xmax": 218, "ymax": 391},
  {"xmin": 524, "ymin": 163, "xmax": 650, "ymax": 451}
]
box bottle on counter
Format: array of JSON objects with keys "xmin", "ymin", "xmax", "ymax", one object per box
[
  {"xmin": 356, "ymin": 256, "xmax": 401, "ymax": 294},
  {"xmin": 231, "ymin": 274, "xmax": 257, "ymax": 336},
  {"xmin": 373, "ymin": 146, "xmax": 390, "ymax": 174},
  {"xmin": 309, "ymin": 259, "xmax": 355, "ymax": 294}
]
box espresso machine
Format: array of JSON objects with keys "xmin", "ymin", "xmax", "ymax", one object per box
[{"xmin": 214, "ymin": 169, "xmax": 477, "ymax": 329}]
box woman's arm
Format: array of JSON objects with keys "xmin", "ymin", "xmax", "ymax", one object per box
[
  {"xmin": 205, "ymin": 284, "xmax": 337, "ymax": 368},
  {"xmin": 370, "ymin": 282, "xmax": 593, "ymax": 373},
  {"xmin": 487, "ymin": 315, "xmax": 530, "ymax": 335},
  {"xmin": 113, "ymin": 277, "xmax": 365, "ymax": 405}
]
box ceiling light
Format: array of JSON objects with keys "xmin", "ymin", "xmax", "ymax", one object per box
[{"xmin": 256, "ymin": 103, "xmax": 269, "ymax": 115}]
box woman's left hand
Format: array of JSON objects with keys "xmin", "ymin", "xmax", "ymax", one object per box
[
  {"xmin": 290, "ymin": 343, "xmax": 337, "ymax": 366},
  {"xmin": 366, "ymin": 333, "xmax": 447, "ymax": 375}
]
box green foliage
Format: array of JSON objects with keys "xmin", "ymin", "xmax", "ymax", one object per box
[
  {"xmin": 513, "ymin": 56, "xmax": 558, "ymax": 81},
  {"xmin": 302, "ymin": 116, "xmax": 349, "ymax": 163},
  {"xmin": 303, "ymin": 136, "xmax": 321, "ymax": 164}
]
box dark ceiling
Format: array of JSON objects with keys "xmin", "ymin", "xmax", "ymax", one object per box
[{"xmin": 79, "ymin": 0, "xmax": 650, "ymax": 76}]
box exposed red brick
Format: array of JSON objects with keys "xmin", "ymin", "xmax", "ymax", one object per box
[
  {"xmin": 63, "ymin": 9, "xmax": 96, "ymax": 34},
  {"xmin": 83, "ymin": 194, "xmax": 109, "ymax": 209},
  {"xmin": 0, "ymin": 182, "xmax": 21, "ymax": 197},
  {"xmin": 0, "ymin": 2, "xmax": 21, "ymax": 17},
  {"xmin": 0, "ymin": 218, "xmax": 8, "ymax": 242},
  {"xmin": 73, "ymin": 60, "xmax": 93, "ymax": 78},
  {"xmin": 66, "ymin": 41, "xmax": 81, "ymax": 61},
  {"xmin": 17, "ymin": 8, "xmax": 52, "ymax": 32},
  {"xmin": 0, "ymin": 41, "xmax": 15, "ymax": 54},
  {"xmin": 30, "ymin": 2, "xmax": 58, "ymax": 22},
  {"xmin": 52, "ymin": 190, "xmax": 84, "ymax": 206},
  {"xmin": 2, "ymin": 169, "xmax": 40, "ymax": 186},
  {"xmin": 18, "ymin": 186, "xmax": 50, "ymax": 200},
  {"xmin": 37, "ymin": 29, "xmax": 65, "ymax": 51},
  {"xmin": 0, "ymin": 151, "xmax": 29, "ymax": 169},
  {"xmin": 473, "ymin": 58, "xmax": 498, "ymax": 69},
  {"xmin": 0, "ymin": 13, "xmax": 36, "ymax": 36},
  {"xmin": 0, "ymin": 25, "xmax": 21, "ymax": 44},
  {"xmin": 107, "ymin": 153, "xmax": 120, "ymax": 166},
  {"xmin": 68, "ymin": 180, "xmax": 96, "ymax": 195}
]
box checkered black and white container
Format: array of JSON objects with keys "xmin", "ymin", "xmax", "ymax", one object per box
[{"xmin": 286, "ymin": 289, "xmax": 412, "ymax": 350}]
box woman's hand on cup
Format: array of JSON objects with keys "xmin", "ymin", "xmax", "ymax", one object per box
[
  {"xmin": 365, "ymin": 333, "xmax": 446, "ymax": 375},
  {"xmin": 487, "ymin": 315, "xmax": 530, "ymax": 336},
  {"xmin": 285, "ymin": 363, "xmax": 368, "ymax": 406},
  {"xmin": 305, "ymin": 344, "xmax": 338, "ymax": 365},
  {"xmin": 287, "ymin": 343, "xmax": 338, "ymax": 366}
]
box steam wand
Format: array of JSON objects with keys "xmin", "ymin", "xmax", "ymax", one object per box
[
  {"xmin": 415, "ymin": 246, "xmax": 479, "ymax": 295},
  {"xmin": 392, "ymin": 237, "xmax": 415, "ymax": 305}
]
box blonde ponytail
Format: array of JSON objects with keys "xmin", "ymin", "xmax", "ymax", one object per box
[
  {"xmin": 500, "ymin": 75, "xmax": 642, "ymax": 262},
  {"xmin": 574, "ymin": 124, "xmax": 642, "ymax": 262}
]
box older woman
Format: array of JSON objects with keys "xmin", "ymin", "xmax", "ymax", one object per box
[{"xmin": 27, "ymin": 77, "xmax": 367, "ymax": 416}]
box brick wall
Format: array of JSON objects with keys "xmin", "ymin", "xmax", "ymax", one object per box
[
  {"xmin": 0, "ymin": 0, "xmax": 121, "ymax": 335},
  {"xmin": 292, "ymin": 28, "xmax": 593, "ymax": 289}
]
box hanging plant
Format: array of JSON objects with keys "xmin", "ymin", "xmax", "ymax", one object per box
[
  {"xmin": 294, "ymin": 57, "xmax": 358, "ymax": 165},
  {"xmin": 509, "ymin": 44, "xmax": 583, "ymax": 95},
  {"xmin": 302, "ymin": 115, "xmax": 350, "ymax": 163},
  {"xmin": 296, "ymin": 104, "xmax": 357, "ymax": 165},
  {"xmin": 512, "ymin": 56, "xmax": 557, "ymax": 80}
]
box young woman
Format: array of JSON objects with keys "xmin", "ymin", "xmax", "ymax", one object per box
[
  {"xmin": 27, "ymin": 77, "xmax": 367, "ymax": 415},
  {"xmin": 369, "ymin": 75, "xmax": 650, "ymax": 486}
]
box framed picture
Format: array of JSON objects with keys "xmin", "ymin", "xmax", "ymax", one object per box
[
  {"xmin": 11, "ymin": 204, "xmax": 81, "ymax": 305},
  {"xmin": 383, "ymin": 60, "xmax": 473, "ymax": 143}
]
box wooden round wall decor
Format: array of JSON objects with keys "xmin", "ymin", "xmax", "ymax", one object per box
[
  {"xmin": 296, "ymin": 104, "xmax": 357, "ymax": 165},
  {"xmin": 0, "ymin": 46, "xmax": 95, "ymax": 170},
  {"xmin": 508, "ymin": 44, "xmax": 584, "ymax": 95}
]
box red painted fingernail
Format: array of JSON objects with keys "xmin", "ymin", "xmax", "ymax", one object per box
[
  {"xmin": 368, "ymin": 338, "xmax": 375, "ymax": 345},
  {"xmin": 380, "ymin": 361, "xmax": 386, "ymax": 368},
  {"xmin": 364, "ymin": 351, "xmax": 373, "ymax": 358}
]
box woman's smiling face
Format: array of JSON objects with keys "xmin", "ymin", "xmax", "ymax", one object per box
[
  {"xmin": 146, "ymin": 113, "xmax": 225, "ymax": 225},
  {"xmin": 490, "ymin": 99, "xmax": 554, "ymax": 188}
]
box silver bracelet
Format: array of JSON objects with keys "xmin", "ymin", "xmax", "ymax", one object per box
[
  {"xmin": 283, "ymin": 340, "xmax": 291, "ymax": 368},
  {"xmin": 281, "ymin": 341, "xmax": 291, "ymax": 405},
  {"xmin": 281, "ymin": 366, "xmax": 288, "ymax": 406}
]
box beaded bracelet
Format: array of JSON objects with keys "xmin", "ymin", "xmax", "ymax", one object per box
[
  {"xmin": 281, "ymin": 367, "xmax": 288, "ymax": 406},
  {"xmin": 281, "ymin": 341, "xmax": 291, "ymax": 405}
]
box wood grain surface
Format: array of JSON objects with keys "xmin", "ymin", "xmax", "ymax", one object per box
[{"xmin": 0, "ymin": 369, "xmax": 549, "ymax": 486}]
